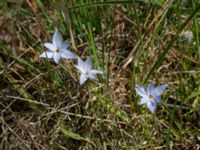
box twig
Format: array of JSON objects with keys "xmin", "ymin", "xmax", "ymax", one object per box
[
  {"xmin": 46, "ymin": 109, "xmax": 130, "ymax": 125},
  {"xmin": 25, "ymin": 0, "xmax": 50, "ymax": 40},
  {"xmin": 166, "ymin": 70, "xmax": 200, "ymax": 75},
  {"xmin": 118, "ymin": 0, "xmax": 174, "ymax": 74},
  {"xmin": 0, "ymin": 116, "xmax": 31, "ymax": 150},
  {"xmin": 6, "ymin": 95, "xmax": 49, "ymax": 107}
]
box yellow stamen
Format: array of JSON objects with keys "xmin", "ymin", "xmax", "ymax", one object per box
[
  {"xmin": 83, "ymin": 72, "xmax": 89, "ymax": 76},
  {"xmin": 55, "ymin": 48, "xmax": 59, "ymax": 52},
  {"xmin": 148, "ymin": 95, "xmax": 154, "ymax": 99}
]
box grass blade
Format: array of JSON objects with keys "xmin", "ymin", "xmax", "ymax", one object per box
[
  {"xmin": 60, "ymin": 127, "xmax": 95, "ymax": 146},
  {"xmin": 144, "ymin": 4, "xmax": 200, "ymax": 83}
]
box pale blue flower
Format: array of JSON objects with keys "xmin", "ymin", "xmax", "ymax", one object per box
[
  {"xmin": 135, "ymin": 83, "xmax": 167, "ymax": 113},
  {"xmin": 40, "ymin": 29, "xmax": 77, "ymax": 64},
  {"xmin": 181, "ymin": 30, "xmax": 193, "ymax": 42},
  {"xmin": 75, "ymin": 57, "xmax": 103, "ymax": 85}
]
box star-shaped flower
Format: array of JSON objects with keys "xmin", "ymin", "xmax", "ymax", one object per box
[
  {"xmin": 180, "ymin": 30, "xmax": 193, "ymax": 42},
  {"xmin": 75, "ymin": 57, "xmax": 103, "ymax": 85},
  {"xmin": 40, "ymin": 29, "xmax": 77, "ymax": 64},
  {"xmin": 135, "ymin": 83, "xmax": 167, "ymax": 113}
]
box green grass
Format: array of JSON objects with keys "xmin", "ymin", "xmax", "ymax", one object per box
[{"xmin": 0, "ymin": 0, "xmax": 200, "ymax": 149}]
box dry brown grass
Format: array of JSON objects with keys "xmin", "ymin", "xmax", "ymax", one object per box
[{"xmin": 0, "ymin": 0, "xmax": 200, "ymax": 149}]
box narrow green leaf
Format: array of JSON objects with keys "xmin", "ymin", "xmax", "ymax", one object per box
[
  {"xmin": 87, "ymin": 22, "xmax": 99, "ymax": 68},
  {"xmin": 60, "ymin": 127, "xmax": 95, "ymax": 146},
  {"xmin": 144, "ymin": 4, "xmax": 200, "ymax": 83},
  {"xmin": 185, "ymin": 90, "xmax": 200, "ymax": 100},
  {"xmin": 144, "ymin": 0, "xmax": 165, "ymax": 6},
  {"xmin": 154, "ymin": 0, "xmax": 165, "ymax": 6},
  {"xmin": 68, "ymin": 0, "xmax": 132, "ymax": 10},
  {"xmin": 61, "ymin": 127, "xmax": 84, "ymax": 140},
  {"xmin": 192, "ymin": 0, "xmax": 200, "ymax": 60}
]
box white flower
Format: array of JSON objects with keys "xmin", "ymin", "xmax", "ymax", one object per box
[
  {"xmin": 40, "ymin": 29, "xmax": 77, "ymax": 64},
  {"xmin": 75, "ymin": 57, "xmax": 103, "ymax": 85},
  {"xmin": 135, "ymin": 83, "xmax": 167, "ymax": 113}
]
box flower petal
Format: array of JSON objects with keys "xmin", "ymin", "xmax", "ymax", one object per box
[
  {"xmin": 44, "ymin": 43, "xmax": 56, "ymax": 52},
  {"xmin": 61, "ymin": 50, "xmax": 77, "ymax": 59},
  {"xmin": 139, "ymin": 97, "xmax": 149, "ymax": 105},
  {"xmin": 147, "ymin": 101, "xmax": 157, "ymax": 113},
  {"xmin": 60, "ymin": 41, "xmax": 71, "ymax": 49},
  {"xmin": 75, "ymin": 65, "xmax": 84, "ymax": 73},
  {"xmin": 147, "ymin": 82, "xmax": 155, "ymax": 95},
  {"xmin": 53, "ymin": 29, "xmax": 63, "ymax": 48},
  {"xmin": 87, "ymin": 73, "xmax": 96, "ymax": 80},
  {"xmin": 90, "ymin": 70, "xmax": 103, "ymax": 75},
  {"xmin": 75, "ymin": 57, "xmax": 85, "ymax": 73},
  {"xmin": 84, "ymin": 57, "xmax": 92, "ymax": 71},
  {"xmin": 135, "ymin": 85, "xmax": 147, "ymax": 97},
  {"xmin": 80, "ymin": 74, "xmax": 88, "ymax": 85},
  {"xmin": 40, "ymin": 51, "xmax": 54, "ymax": 58},
  {"xmin": 153, "ymin": 84, "xmax": 167, "ymax": 97},
  {"xmin": 153, "ymin": 96, "xmax": 161, "ymax": 104},
  {"xmin": 53, "ymin": 53, "xmax": 61, "ymax": 64}
]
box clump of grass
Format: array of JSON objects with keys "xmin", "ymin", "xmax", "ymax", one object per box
[{"xmin": 0, "ymin": 0, "xmax": 200, "ymax": 149}]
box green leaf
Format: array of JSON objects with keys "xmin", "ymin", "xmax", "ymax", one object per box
[
  {"xmin": 144, "ymin": 4, "xmax": 200, "ymax": 83},
  {"xmin": 68, "ymin": 0, "xmax": 132, "ymax": 10},
  {"xmin": 145, "ymin": 0, "xmax": 165, "ymax": 6},
  {"xmin": 60, "ymin": 127, "xmax": 95, "ymax": 146},
  {"xmin": 154, "ymin": 0, "xmax": 165, "ymax": 6},
  {"xmin": 186, "ymin": 90, "xmax": 200, "ymax": 100},
  {"xmin": 101, "ymin": 98, "xmax": 130, "ymax": 122}
]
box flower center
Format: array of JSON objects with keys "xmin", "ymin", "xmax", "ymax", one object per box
[
  {"xmin": 55, "ymin": 48, "xmax": 60, "ymax": 52},
  {"xmin": 83, "ymin": 72, "xmax": 89, "ymax": 76},
  {"xmin": 148, "ymin": 95, "xmax": 154, "ymax": 99}
]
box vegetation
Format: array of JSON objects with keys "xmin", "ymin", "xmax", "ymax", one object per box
[{"xmin": 0, "ymin": 0, "xmax": 200, "ymax": 149}]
